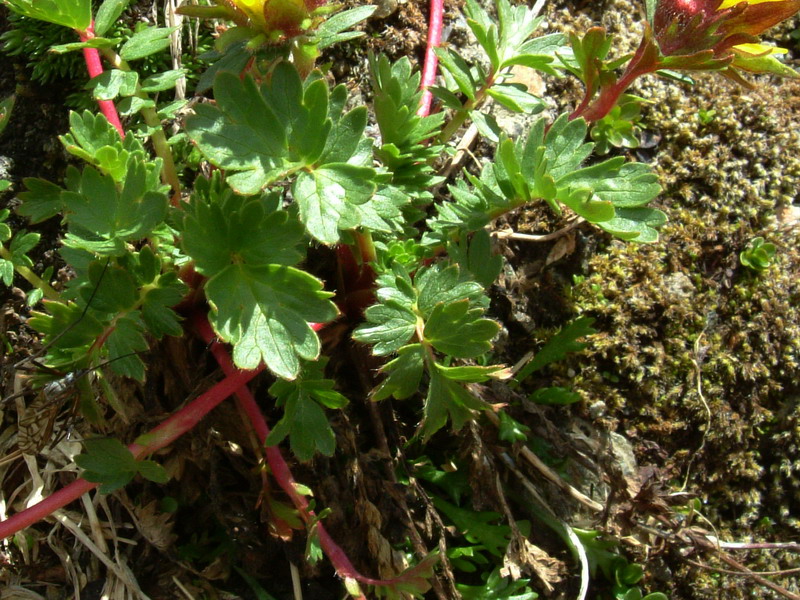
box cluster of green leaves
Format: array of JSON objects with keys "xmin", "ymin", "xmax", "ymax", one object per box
[
  {"xmin": 740, "ymin": 236, "xmax": 776, "ymax": 272},
  {"xmin": 185, "ymin": 63, "xmax": 405, "ymax": 244},
  {"xmin": 0, "ymin": 207, "xmax": 45, "ymax": 304},
  {"xmin": 265, "ymin": 358, "xmax": 348, "ymax": 460},
  {"xmin": 353, "ymin": 262, "xmax": 508, "ymax": 441},
  {"xmin": 590, "ymin": 94, "xmax": 645, "ymax": 155},
  {"xmin": 0, "ymin": 0, "xmax": 684, "ymax": 597},
  {"xmin": 414, "ymin": 460, "xmax": 537, "ymax": 599},
  {"xmin": 17, "ymin": 110, "xmax": 185, "ymax": 378},
  {"xmin": 369, "ymin": 53, "xmax": 445, "ymax": 198},
  {"xmin": 558, "ymin": 27, "xmax": 629, "ymax": 109},
  {"xmin": 430, "ymin": 114, "xmax": 665, "ymax": 243},
  {"xmin": 431, "ymin": 0, "xmax": 563, "ymax": 141}
]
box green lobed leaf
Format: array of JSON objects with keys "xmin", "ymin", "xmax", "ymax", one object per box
[
  {"xmin": 424, "ymin": 300, "xmax": 499, "ymax": 358},
  {"xmin": 3, "ymin": 0, "xmax": 91, "ymax": 30},
  {"xmin": 373, "ymin": 343, "xmax": 425, "ymax": 400},
  {"xmin": 89, "ymin": 69, "xmax": 139, "ymax": 101},
  {"xmin": 0, "ymin": 259, "xmax": 14, "ymax": 286},
  {"xmin": 316, "ymin": 5, "xmax": 376, "ymax": 49},
  {"xmin": 95, "ymin": 0, "xmax": 132, "ymax": 36},
  {"xmin": 75, "ymin": 438, "xmax": 137, "ymax": 493},
  {"xmin": 141, "ymin": 274, "xmax": 186, "ymax": 338},
  {"xmin": 0, "ymin": 94, "xmax": 15, "ymax": 137},
  {"xmin": 597, "ymin": 207, "xmax": 668, "ymax": 242},
  {"xmin": 559, "ymin": 160, "xmax": 661, "ymax": 209},
  {"xmin": 206, "ymin": 264, "xmax": 337, "ymax": 378},
  {"xmin": 464, "ymin": 0, "xmax": 499, "ymax": 69},
  {"xmin": 266, "ymin": 358, "xmax": 347, "ymax": 460},
  {"xmin": 49, "ymin": 37, "xmax": 122, "ymax": 54},
  {"xmin": 433, "ymin": 496, "xmax": 511, "ymax": 557},
  {"xmin": 446, "ymin": 230, "xmax": 503, "ymax": 289},
  {"xmin": 116, "ymin": 96, "xmax": 156, "ymax": 116},
  {"xmin": 420, "ymin": 368, "xmax": 486, "ymax": 441},
  {"xmin": 194, "ymin": 42, "xmax": 252, "ymax": 94},
  {"xmin": 415, "ymin": 264, "xmax": 486, "ymax": 316},
  {"xmin": 182, "ymin": 191, "xmax": 305, "ymax": 275},
  {"xmin": 187, "ymin": 65, "xmax": 345, "ymax": 195},
  {"xmin": 292, "ymin": 163, "xmax": 377, "ymax": 244},
  {"xmin": 458, "ymin": 567, "xmax": 536, "ymax": 599},
  {"xmin": 497, "ymin": 411, "xmax": 530, "ymax": 442},
  {"xmin": 136, "ymin": 460, "xmax": 169, "ymax": 484},
  {"xmin": 542, "ymin": 114, "xmax": 593, "ymax": 180},
  {"xmin": 434, "ymin": 47, "xmax": 478, "ymax": 101},
  {"xmin": 27, "ymin": 298, "xmax": 104, "ymax": 354},
  {"xmin": 60, "ymin": 161, "xmax": 168, "ymax": 254},
  {"xmin": 119, "ymin": 26, "xmax": 178, "ymax": 61},
  {"xmin": 104, "ymin": 313, "xmax": 148, "ymax": 380},
  {"xmin": 429, "ymin": 85, "xmax": 463, "ymax": 110},
  {"xmin": 515, "ymin": 316, "xmax": 596, "ymax": 383},
  {"xmin": 319, "ymin": 105, "xmax": 369, "ymax": 164},
  {"xmin": 78, "ymin": 261, "xmax": 137, "ymax": 313},
  {"xmin": 349, "ymin": 185, "xmax": 408, "ymax": 234},
  {"xmin": 486, "ymin": 82, "xmax": 545, "ymax": 113},
  {"xmin": 558, "ymin": 187, "xmax": 615, "ymax": 222},
  {"xmin": 434, "ymin": 363, "xmax": 510, "ymax": 383},
  {"xmin": 9, "ymin": 231, "xmax": 39, "ymax": 267},
  {"xmin": 264, "ymin": 405, "xmax": 323, "ymax": 462},
  {"xmin": 140, "ymin": 69, "xmax": 186, "ymax": 93},
  {"xmin": 353, "ymin": 300, "xmax": 417, "ymax": 356},
  {"xmin": 528, "ymin": 386, "xmax": 582, "ymax": 405},
  {"xmin": 57, "ymin": 111, "xmax": 158, "ymax": 185}
]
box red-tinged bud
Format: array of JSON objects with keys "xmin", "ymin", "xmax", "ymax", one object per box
[
  {"xmin": 652, "ymin": 0, "xmax": 800, "ymax": 58},
  {"xmin": 262, "ymin": 0, "xmax": 311, "ymax": 38},
  {"xmin": 226, "ymin": 0, "xmax": 330, "ymax": 39}
]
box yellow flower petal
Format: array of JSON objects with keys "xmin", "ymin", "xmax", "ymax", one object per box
[
  {"xmin": 719, "ymin": 0, "xmax": 788, "ymax": 9},
  {"xmin": 232, "ymin": 0, "xmax": 267, "ymax": 29},
  {"xmin": 733, "ymin": 42, "xmax": 789, "ymax": 54}
]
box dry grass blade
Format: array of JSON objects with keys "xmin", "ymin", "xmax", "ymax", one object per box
[{"xmin": 52, "ymin": 508, "xmax": 151, "ymax": 600}]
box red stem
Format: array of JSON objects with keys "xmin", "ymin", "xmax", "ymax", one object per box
[
  {"xmin": 78, "ymin": 23, "xmax": 125, "ymax": 138},
  {"xmin": 193, "ymin": 314, "xmax": 401, "ymax": 593},
  {"xmin": 0, "ymin": 366, "xmax": 263, "ymax": 540},
  {"xmin": 417, "ymin": 0, "xmax": 445, "ymax": 117}
]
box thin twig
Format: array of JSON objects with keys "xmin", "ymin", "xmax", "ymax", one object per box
[
  {"xmin": 53, "ymin": 509, "xmax": 151, "ymax": 600},
  {"xmin": 290, "ymin": 562, "xmax": 304, "ymax": 600},
  {"xmin": 493, "ymin": 218, "xmax": 585, "ymax": 243},
  {"xmin": 172, "ymin": 576, "xmax": 196, "ymax": 600},
  {"xmin": 715, "ymin": 540, "xmax": 800, "ymax": 551},
  {"xmin": 499, "ymin": 452, "xmax": 590, "ymax": 600},
  {"xmin": 687, "ymin": 559, "xmax": 800, "ymax": 578},
  {"xmin": 687, "ymin": 531, "xmax": 800, "ymax": 600},
  {"xmin": 485, "ymin": 411, "xmax": 604, "ymax": 512},
  {"xmin": 680, "ymin": 316, "xmax": 713, "ymax": 492},
  {"xmin": 440, "ymin": 123, "xmax": 480, "ymax": 178}
]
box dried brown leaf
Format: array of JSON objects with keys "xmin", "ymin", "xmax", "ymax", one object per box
[{"xmin": 133, "ymin": 500, "xmax": 177, "ymax": 552}]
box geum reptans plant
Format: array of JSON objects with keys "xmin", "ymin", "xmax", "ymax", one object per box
[{"xmin": 0, "ymin": 0, "xmax": 799, "ymax": 596}]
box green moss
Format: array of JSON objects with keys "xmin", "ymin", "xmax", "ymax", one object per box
[{"xmin": 562, "ymin": 70, "xmax": 800, "ymax": 598}]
